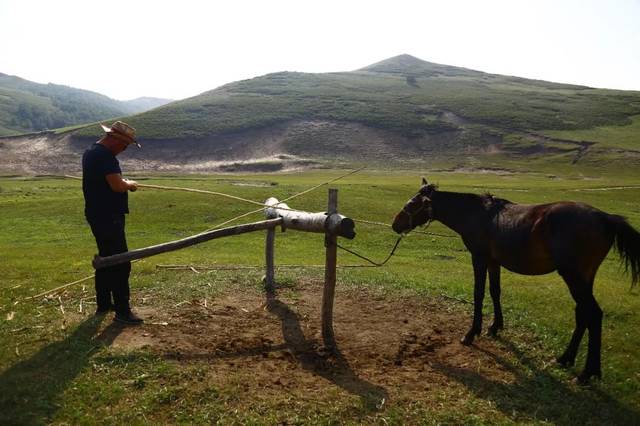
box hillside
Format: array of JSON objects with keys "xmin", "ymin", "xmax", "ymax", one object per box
[
  {"xmin": 0, "ymin": 73, "xmax": 172, "ymax": 136},
  {"xmin": 85, "ymin": 54, "xmax": 640, "ymax": 139},
  {"xmin": 2, "ymin": 54, "xmax": 640, "ymax": 174}
]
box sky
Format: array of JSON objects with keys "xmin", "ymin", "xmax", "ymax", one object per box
[{"xmin": 1, "ymin": 0, "xmax": 639, "ymax": 101}]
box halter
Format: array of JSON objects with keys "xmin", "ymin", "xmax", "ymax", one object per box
[{"xmin": 401, "ymin": 194, "xmax": 432, "ymax": 231}]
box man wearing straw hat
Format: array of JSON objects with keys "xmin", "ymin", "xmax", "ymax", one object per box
[{"xmin": 82, "ymin": 120, "xmax": 143, "ymax": 325}]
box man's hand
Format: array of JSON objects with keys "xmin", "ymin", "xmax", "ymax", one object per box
[
  {"xmin": 106, "ymin": 174, "xmax": 138, "ymax": 193},
  {"xmin": 125, "ymin": 179, "xmax": 138, "ymax": 192}
]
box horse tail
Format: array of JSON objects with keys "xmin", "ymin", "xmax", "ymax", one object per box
[{"xmin": 609, "ymin": 214, "xmax": 640, "ymax": 286}]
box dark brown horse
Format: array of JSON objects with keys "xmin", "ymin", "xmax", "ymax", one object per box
[{"xmin": 392, "ymin": 178, "xmax": 640, "ymax": 383}]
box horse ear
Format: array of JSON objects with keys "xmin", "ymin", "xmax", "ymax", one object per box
[{"xmin": 421, "ymin": 177, "xmax": 428, "ymax": 186}]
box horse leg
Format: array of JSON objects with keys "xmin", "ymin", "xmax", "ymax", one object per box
[
  {"xmin": 556, "ymin": 302, "xmax": 587, "ymax": 367},
  {"xmin": 461, "ymin": 255, "xmax": 487, "ymax": 345},
  {"xmin": 487, "ymin": 261, "xmax": 503, "ymax": 337},
  {"xmin": 558, "ymin": 272, "xmax": 602, "ymax": 382},
  {"xmin": 579, "ymin": 293, "xmax": 603, "ymax": 383}
]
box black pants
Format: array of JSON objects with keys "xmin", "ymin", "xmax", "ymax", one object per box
[{"xmin": 87, "ymin": 214, "xmax": 131, "ymax": 314}]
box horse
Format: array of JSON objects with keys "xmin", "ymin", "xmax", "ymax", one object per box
[{"xmin": 392, "ymin": 177, "xmax": 640, "ymax": 383}]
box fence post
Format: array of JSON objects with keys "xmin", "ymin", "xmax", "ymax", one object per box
[
  {"xmin": 265, "ymin": 227, "xmax": 276, "ymax": 293},
  {"xmin": 322, "ymin": 188, "xmax": 338, "ymax": 349}
]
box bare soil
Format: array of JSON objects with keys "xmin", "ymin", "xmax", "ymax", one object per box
[
  {"xmin": 96, "ymin": 281, "xmax": 517, "ymax": 407},
  {"xmin": 0, "ymin": 119, "xmax": 463, "ymax": 175}
]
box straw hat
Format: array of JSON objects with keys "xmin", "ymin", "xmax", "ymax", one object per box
[{"xmin": 100, "ymin": 121, "xmax": 141, "ymax": 148}]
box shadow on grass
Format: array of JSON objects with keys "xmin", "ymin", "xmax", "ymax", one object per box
[
  {"xmin": 431, "ymin": 336, "xmax": 639, "ymax": 425},
  {"xmin": 265, "ymin": 292, "xmax": 388, "ymax": 412},
  {"xmin": 0, "ymin": 316, "xmax": 123, "ymax": 425}
]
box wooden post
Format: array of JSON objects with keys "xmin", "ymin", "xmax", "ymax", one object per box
[
  {"xmin": 264, "ymin": 227, "xmax": 276, "ymax": 293},
  {"xmin": 322, "ymin": 188, "xmax": 338, "ymax": 349}
]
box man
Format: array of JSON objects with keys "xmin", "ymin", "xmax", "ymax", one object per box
[{"xmin": 82, "ymin": 120, "xmax": 143, "ymax": 325}]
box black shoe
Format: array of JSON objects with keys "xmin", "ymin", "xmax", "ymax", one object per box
[
  {"xmin": 95, "ymin": 304, "xmax": 115, "ymax": 315},
  {"xmin": 114, "ymin": 310, "xmax": 144, "ymax": 325}
]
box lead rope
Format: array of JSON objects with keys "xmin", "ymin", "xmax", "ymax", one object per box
[
  {"xmin": 336, "ymin": 219, "xmax": 433, "ymax": 267},
  {"xmin": 337, "ymin": 235, "xmax": 404, "ymax": 267}
]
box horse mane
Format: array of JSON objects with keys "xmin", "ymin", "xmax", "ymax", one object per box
[{"xmin": 481, "ymin": 192, "xmax": 511, "ymax": 213}]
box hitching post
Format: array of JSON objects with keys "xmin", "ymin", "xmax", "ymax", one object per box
[
  {"xmin": 322, "ymin": 188, "xmax": 338, "ymax": 349},
  {"xmin": 265, "ymin": 227, "xmax": 276, "ymax": 293}
]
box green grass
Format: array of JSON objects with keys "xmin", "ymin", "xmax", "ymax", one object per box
[
  {"xmin": 544, "ymin": 114, "xmax": 640, "ymax": 150},
  {"xmin": 1, "ymin": 168, "xmax": 639, "ymax": 424}
]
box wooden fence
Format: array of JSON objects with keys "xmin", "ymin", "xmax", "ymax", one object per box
[{"xmin": 92, "ymin": 189, "xmax": 355, "ymax": 348}]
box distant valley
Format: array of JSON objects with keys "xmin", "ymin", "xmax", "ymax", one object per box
[{"xmin": 0, "ymin": 72, "xmax": 172, "ymax": 136}]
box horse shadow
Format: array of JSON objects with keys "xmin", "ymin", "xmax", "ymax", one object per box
[
  {"xmin": 0, "ymin": 316, "xmax": 124, "ymax": 425},
  {"xmin": 430, "ymin": 336, "xmax": 639, "ymax": 425},
  {"xmin": 264, "ymin": 291, "xmax": 388, "ymax": 411}
]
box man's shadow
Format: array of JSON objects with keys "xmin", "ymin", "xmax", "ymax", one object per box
[
  {"xmin": 430, "ymin": 336, "xmax": 640, "ymax": 425},
  {"xmin": 265, "ymin": 291, "xmax": 388, "ymax": 411},
  {"xmin": 0, "ymin": 316, "xmax": 124, "ymax": 425}
]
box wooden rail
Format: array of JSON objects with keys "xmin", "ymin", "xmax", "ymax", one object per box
[{"xmin": 93, "ymin": 218, "xmax": 283, "ymax": 269}]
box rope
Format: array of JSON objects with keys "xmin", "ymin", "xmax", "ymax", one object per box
[
  {"xmin": 24, "ymin": 259, "xmax": 142, "ymax": 302},
  {"xmin": 63, "ymin": 175, "xmax": 266, "ymax": 207},
  {"xmin": 337, "ymin": 235, "xmax": 403, "ymax": 267},
  {"xmin": 201, "ymin": 166, "xmax": 367, "ymax": 232},
  {"xmin": 62, "ymin": 170, "xmax": 365, "ymax": 219},
  {"xmin": 203, "ymin": 206, "xmax": 265, "ymax": 232},
  {"xmin": 334, "ymin": 219, "xmax": 453, "ymax": 267},
  {"xmin": 352, "ymin": 217, "xmax": 458, "ymax": 238},
  {"xmin": 136, "ymin": 183, "xmax": 266, "ymax": 206},
  {"xmin": 63, "ymin": 168, "xmax": 365, "ymax": 210},
  {"xmin": 24, "ymin": 274, "xmax": 93, "ymax": 301},
  {"xmin": 281, "ymin": 166, "xmax": 366, "ymax": 203}
]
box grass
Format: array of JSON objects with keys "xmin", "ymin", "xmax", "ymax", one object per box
[
  {"xmin": 1, "ymin": 167, "xmax": 639, "ymax": 424},
  {"xmin": 544, "ymin": 114, "xmax": 640, "ymax": 150}
]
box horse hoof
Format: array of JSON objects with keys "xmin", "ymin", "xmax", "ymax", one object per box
[
  {"xmin": 575, "ymin": 370, "xmax": 601, "ymax": 385},
  {"xmin": 556, "ymin": 355, "xmax": 575, "ymax": 368},
  {"xmin": 460, "ymin": 334, "xmax": 475, "ymax": 346},
  {"xmin": 574, "ymin": 375, "xmax": 595, "ymax": 386},
  {"xmin": 487, "ymin": 327, "xmax": 500, "ymax": 337}
]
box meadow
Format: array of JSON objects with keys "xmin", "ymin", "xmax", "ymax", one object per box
[{"xmin": 0, "ymin": 168, "xmax": 639, "ymax": 424}]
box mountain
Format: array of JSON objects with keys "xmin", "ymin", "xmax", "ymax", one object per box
[
  {"xmin": 2, "ymin": 54, "xmax": 640, "ymax": 174},
  {"xmin": 0, "ymin": 73, "xmax": 172, "ymax": 136},
  {"xmin": 360, "ymin": 54, "xmax": 486, "ymax": 78},
  {"xmin": 77, "ymin": 53, "xmax": 640, "ymax": 140}
]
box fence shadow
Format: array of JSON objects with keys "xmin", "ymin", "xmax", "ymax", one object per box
[
  {"xmin": 265, "ymin": 291, "xmax": 388, "ymax": 411},
  {"xmin": 430, "ymin": 336, "xmax": 639, "ymax": 424},
  {"xmin": 0, "ymin": 316, "xmax": 123, "ymax": 425}
]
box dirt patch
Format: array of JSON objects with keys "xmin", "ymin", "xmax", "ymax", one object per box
[
  {"xmin": 525, "ymin": 132, "xmax": 595, "ymax": 164},
  {"xmin": 98, "ymin": 282, "xmax": 518, "ymax": 405},
  {"xmin": 0, "ymin": 119, "xmax": 473, "ymax": 174},
  {"xmin": 436, "ymin": 166, "xmax": 516, "ymax": 175}
]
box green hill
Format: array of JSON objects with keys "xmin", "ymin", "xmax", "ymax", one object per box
[
  {"xmin": 0, "ymin": 73, "xmax": 172, "ymax": 136},
  {"xmin": 75, "ymin": 54, "xmax": 640, "ymax": 142}
]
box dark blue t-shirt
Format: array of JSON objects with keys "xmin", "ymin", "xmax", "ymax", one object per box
[{"xmin": 82, "ymin": 143, "xmax": 128, "ymax": 219}]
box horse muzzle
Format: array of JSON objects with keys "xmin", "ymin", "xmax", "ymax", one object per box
[{"xmin": 391, "ymin": 213, "xmax": 410, "ymax": 234}]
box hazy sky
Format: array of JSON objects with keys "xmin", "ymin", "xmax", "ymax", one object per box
[{"xmin": 1, "ymin": 0, "xmax": 639, "ymax": 101}]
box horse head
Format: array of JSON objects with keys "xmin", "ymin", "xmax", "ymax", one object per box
[{"xmin": 392, "ymin": 177, "xmax": 436, "ymax": 234}]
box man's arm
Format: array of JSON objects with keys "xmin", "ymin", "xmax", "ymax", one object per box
[{"xmin": 106, "ymin": 173, "xmax": 138, "ymax": 192}]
